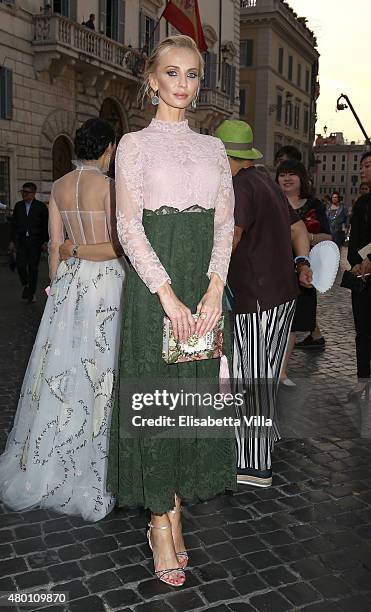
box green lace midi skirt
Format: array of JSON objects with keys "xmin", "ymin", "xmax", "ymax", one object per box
[{"xmin": 107, "ymin": 208, "xmax": 236, "ymax": 514}]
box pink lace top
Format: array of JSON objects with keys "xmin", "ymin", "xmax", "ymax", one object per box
[{"xmin": 115, "ymin": 118, "xmax": 235, "ymax": 293}]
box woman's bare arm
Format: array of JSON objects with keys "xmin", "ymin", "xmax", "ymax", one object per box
[{"xmin": 59, "ymin": 239, "xmax": 118, "ymax": 262}]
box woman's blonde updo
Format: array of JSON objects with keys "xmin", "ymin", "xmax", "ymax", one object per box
[{"xmin": 139, "ymin": 35, "xmax": 204, "ymax": 107}]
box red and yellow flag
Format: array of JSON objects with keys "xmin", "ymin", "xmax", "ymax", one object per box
[{"xmin": 163, "ymin": 0, "xmax": 208, "ymax": 52}]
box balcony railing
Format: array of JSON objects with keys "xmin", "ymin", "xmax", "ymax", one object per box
[
  {"xmin": 32, "ymin": 15, "xmax": 234, "ymax": 115},
  {"xmin": 240, "ymin": 0, "xmax": 257, "ymax": 7},
  {"xmin": 198, "ymin": 88, "xmax": 233, "ymax": 113},
  {"xmin": 33, "ymin": 15, "xmax": 145, "ymax": 80}
]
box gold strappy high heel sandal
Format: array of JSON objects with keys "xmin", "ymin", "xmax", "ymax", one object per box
[
  {"xmin": 147, "ymin": 522, "xmax": 186, "ymax": 587},
  {"xmin": 169, "ymin": 507, "xmax": 189, "ymax": 569}
]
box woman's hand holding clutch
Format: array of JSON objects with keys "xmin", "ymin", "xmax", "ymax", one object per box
[
  {"xmin": 157, "ymin": 282, "xmax": 195, "ymax": 343},
  {"xmin": 195, "ymin": 273, "xmax": 223, "ymax": 338}
]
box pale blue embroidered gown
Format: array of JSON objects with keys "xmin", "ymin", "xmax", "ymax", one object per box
[{"xmin": 0, "ymin": 163, "xmax": 126, "ymax": 521}]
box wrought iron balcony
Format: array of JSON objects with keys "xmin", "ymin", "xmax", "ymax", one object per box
[{"xmin": 32, "ymin": 15, "xmax": 145, "ymax": 88}]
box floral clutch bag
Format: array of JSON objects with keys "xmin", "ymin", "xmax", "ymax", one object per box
[{"xmin": 162, "ymin": 314, "xmax": 224, "ymax": 364}]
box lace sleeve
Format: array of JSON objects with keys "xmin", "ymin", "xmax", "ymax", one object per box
[
  {"xmin": 115, "ymin": 133, "xmax": 171, "ymax": 293},
  {"xmin": 207, "ymin": 140, "xmax": 235, "ymax": 284}
]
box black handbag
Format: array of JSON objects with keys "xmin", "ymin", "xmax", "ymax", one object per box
[{"xmin": 340, "ymin": 269, "xmax": 369, "ymax": 293}]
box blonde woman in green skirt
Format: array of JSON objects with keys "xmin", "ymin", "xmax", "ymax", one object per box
[{"xmin": 108, "ymin": 35, "xmax": 236, "ymax": 587}]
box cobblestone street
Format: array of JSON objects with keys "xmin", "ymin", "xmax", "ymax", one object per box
[{"xmin": 1, "ymin": 250, "xmax": 371, "ymax": 612}]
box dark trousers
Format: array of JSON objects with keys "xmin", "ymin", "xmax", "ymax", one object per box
[
  {"xmin": 16, "ymin": 237, "xmax": 42, "ymax": 296},
  {"xmin": 351, "ymin": 285, "xmax": 371, "ymax": 379}
]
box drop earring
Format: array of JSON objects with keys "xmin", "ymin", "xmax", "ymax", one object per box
[
  {"xmin": 151, "ymin": 90, "xmax": 160, "ymax": 106},
  {"xmin": 191, "ymin": 88, "xmax": 199, "ymax": 109}
]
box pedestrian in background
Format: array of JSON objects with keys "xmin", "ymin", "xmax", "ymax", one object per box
[
  {"xmin": 347, "ymin": 151, "xmax": 371, "ymax": 399},
  {"xmin": 8, "ymin": 182, "xmax": 48, "ymax": 303},
  {"xmin": 216, "ymin": 120, "xmax": 312, "ymax": 488},
  {"xmin": 276, "ymin": 160, "xmax": 332, "ymax": 384},
  {"xmin": 323, "ymin": 194, "xmax": 331, "ymax": 209},
  {"xmin": 274, "ymin": 145, "xmax": 302, "ymax": 166},
  {"xmin": 83, "ymin": 13, "xmax": 95, "ymax": 30},
  {"xmin": 359, "ymin": 182, "xmax": 370, "ymax": 197},
  {"xmin": 327, "ymin": 191, "xmax": 348, "ymax": 247}
]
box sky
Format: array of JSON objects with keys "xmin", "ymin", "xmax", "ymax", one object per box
[{"xmin": 288, "ymin": 0, "xmax": 371, "ymax": 143}]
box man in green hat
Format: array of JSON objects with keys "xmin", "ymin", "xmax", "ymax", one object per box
[{"xmin": 216, "ymin": 119, "xmax": 312, "ymax": 487}]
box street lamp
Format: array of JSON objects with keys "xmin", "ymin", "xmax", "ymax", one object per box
[{"xmin": 336, "ymin": 93, "xmax": 371, "ymax": 147}]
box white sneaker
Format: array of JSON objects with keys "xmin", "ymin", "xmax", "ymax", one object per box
[{"xmin": 281, "ymin": 378, "xmax": 296, "ymax": 388}]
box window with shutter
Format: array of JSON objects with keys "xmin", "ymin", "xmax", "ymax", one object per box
[
  {"xmin": 111, "ymin": 0, "xmax": 125, "ymax": 42},
  {"xmin": 285, "ymin": 101, "xmax": 293, "ymax": 126},
  {"xmin": 53, "ymin": 0, "xmax": 70, "ymax": 17},
  {"xmin": 297, "ymin": 63, "xmax": 301, "ymax": 87},
  {"xmin": 276, "ymin": 94, "xmax": 282, "ymax": 122},
  {"xmin": 221, "ymin": 62, "xmax": 230, "ymax": 94},
  {"xmin": 240, "ymin": 40, "xmax": 253, "ymax": 67},
  {"xmin": 99, "ymin": 0, "xmax": 107, "ymax": 35},
  {"xmin": 230, "ymin": 65, "xmax": 236, "ymax": 102},
  {"xmin": 239, "ymin": 89, "xmax": 246, "ymax": 116},
  {"xmin": 294, "ymin": 105, "xmax": 300, "ymax": 130},
  {"xmin": 303, "ymin": 109, "xmax": 309, "ymax": 133},
  {"xmin": 288, "ymin": 56, "xmax": 293, "ymax": 81},
  {"xmin": 0, "ymin": 67, "xmax": 13, "ymax": 120},
  {"xmin": 203, "ymin": 52, "xmax": 217, "ymax": 90},
  {"xmin": 139, "ymin": 11, "xmax": 157, "ymax": 54},
  {"xmin": 69, "ymin": 0, "xmax": 77, "ymax": 21},
  {"xmin": 0, "ymin": 157, "xmax": 10, "ymax": 209}
]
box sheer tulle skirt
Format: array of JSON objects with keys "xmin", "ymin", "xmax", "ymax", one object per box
[{"xmin": 0, "ymin": 257, "xmax": 126, "ymax": 522}]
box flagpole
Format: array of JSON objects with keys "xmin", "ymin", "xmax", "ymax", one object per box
[{"xmin": 149, "ymin": 1, "xmax": 168, "ymax": 50}]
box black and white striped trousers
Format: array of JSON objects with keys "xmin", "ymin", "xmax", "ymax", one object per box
[{"xmin": 233, "ymin": 300, "xmax": 296, "ymax": 470}]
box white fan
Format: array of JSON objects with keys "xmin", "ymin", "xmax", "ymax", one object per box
[{"xmin": 309, "ymin": 240, "xmax": 340, "ymax": 293}]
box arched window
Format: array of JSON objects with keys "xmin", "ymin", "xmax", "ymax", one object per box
[{"xmin": 99, "ymin": 98, "xmax": 126, "ymax": 142}]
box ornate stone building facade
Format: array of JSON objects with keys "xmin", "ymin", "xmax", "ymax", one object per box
[
  {"xmin": 0, "ymin": 0, "xmax": 240, "ymax": 208},
  {"xmin": 239, "ymin": 0, "xmax": 319, "ymax": 168}
]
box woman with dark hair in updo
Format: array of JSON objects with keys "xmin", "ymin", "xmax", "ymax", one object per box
[{"xmin": 0, "ymin": 118, "xmax": 127, "ymax": 521}]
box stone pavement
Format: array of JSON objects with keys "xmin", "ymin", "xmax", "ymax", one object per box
[{"xmin": 0, "ymin": 250, "xmax": 371, "ymax": 612}]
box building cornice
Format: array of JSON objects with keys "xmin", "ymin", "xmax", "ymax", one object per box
[
  {"xmin": 241, "ymin": 13, "xmax": 318, "ymax": 62},
  {"xmin": 241, "ymin": 0, "xmax": 317, "ymax": 45}
]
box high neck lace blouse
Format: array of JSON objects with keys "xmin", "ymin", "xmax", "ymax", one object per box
[{"xmin": 115, "ymin": 118, "xmax": 235, "ymax": 293}]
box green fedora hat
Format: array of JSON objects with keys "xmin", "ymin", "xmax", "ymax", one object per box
[{"xmin": 215, "ymin": 119, "xmax": 263, "ymax": 160}]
